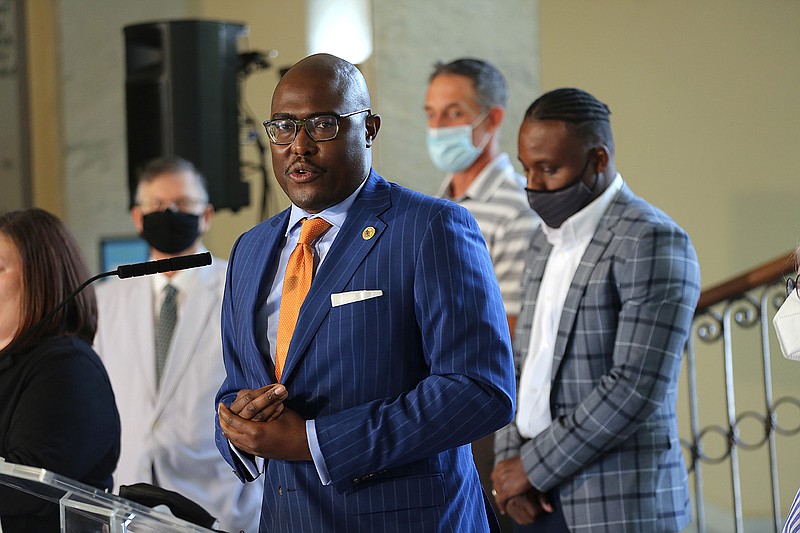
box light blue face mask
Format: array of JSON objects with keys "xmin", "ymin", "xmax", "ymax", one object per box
[{"xmin": 426, "ymin": 113, "xmax": 489, "ymax": 173}]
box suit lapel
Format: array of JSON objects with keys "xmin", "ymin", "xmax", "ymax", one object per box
[
  {"xmin": 280, "ymin": 173, "xmax": 391, "ymax": 382},
  {"xmin": 124, "ymin": 276, "xmax": 159, "ymax": 400},
  {"xmin": 243, "ymin": 213, "xmax": 290, "ymax": 380},
  {"xmin": 550, "ymin": 187, "xmax": 630, "ymax": 380},
  {"xmin": 525, "ymin": 232, "xmax": 551, "ymax": 300},
  {"xmin": 155, "ymin": 264, "xmax": 222, "ymax": 412}
]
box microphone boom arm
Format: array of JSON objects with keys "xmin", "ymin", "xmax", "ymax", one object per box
[{"xmin": 1, "ymin": 252, "xmax": 212, "ymax": 355}]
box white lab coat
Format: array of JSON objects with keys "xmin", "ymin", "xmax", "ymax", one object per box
[{"xmin": 94, "ymin": 257, "xmax": 262, "ymax": 533}]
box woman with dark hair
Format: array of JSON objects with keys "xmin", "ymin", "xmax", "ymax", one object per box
[{"xmin": 0, "ymin": 208, "xmax": 120, "ymax": 532}]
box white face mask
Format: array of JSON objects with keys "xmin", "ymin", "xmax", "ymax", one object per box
[{"xmin": 773, "ymin": 288, "xmax": 800, "ymax": 361}]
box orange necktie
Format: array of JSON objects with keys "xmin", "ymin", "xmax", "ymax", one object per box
[{"xmin": 274, "ymin": 217, "xmax": 331, "ymax": 381}]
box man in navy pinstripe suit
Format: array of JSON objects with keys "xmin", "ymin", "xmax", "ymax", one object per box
[
  {"xmin": 491, "ymin": 88, "xmax": 701, "ymax": 532},
  {"xmin": 215, "ymin": 53, "xmax": 516, "ymax": 532}
]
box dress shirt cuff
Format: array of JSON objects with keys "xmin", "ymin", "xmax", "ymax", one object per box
[
  {"xmin": 229, "ymin": 440, "xmax": 264, "ymax": 481},
  {"xmin": 307, "ymin": 419, "xmax": 332, "ymax": 485}
]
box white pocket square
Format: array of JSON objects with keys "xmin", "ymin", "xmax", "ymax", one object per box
[{"xmin": 331, "ymin": 290, "xmax": 383, "ymax": 307}]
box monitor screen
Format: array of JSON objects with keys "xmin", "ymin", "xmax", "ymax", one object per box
[{"xmin": 100, "ymin": 236, "xmax": 150, "ymax": 273}]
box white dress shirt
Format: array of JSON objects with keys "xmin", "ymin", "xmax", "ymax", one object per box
[
  {"xmin": 517, "ymin": 174, "xmax": 623, "ymax": 439},
  {"xmin": 150, "ymin": 265, "xmax": 195, "ymax": 325}
]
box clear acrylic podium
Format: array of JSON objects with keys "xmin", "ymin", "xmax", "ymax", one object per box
[{"xmin": 0, "ymin": 460, "xmax": 217, "ymax": 532}]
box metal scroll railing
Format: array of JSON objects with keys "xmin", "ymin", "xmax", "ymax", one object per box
[{"xmin": 682, "ymin": 252, "xmax": 800, "ymax": 533}]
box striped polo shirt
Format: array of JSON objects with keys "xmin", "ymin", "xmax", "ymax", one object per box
[{"xmin": 437, "ymin": 152, "xmax": 540, "ymax": 316}]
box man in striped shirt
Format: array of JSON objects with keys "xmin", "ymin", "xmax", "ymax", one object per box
[
  {"xmin": 425, "ymin": 58, "xmax": 540, "ymax": 335},
  {"xmin": 425, "ymin": 58, "xmax": 540, "ymax": 529}
]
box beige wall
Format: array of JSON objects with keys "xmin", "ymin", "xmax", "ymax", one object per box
[
  {"xmin": 538, "ymin": 0, "xmax": 800, "ymax": 288},
  {"xmin": 24, "ymin": 0, "xmax": 63, "ymax": 216}
]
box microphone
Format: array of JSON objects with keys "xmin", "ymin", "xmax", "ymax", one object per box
[
  {"xmin": 2, "ymin": 253, "xmax": 212, "ymax": 356},
  {"xmin": 117, "ymin": 252, "xmax": 212, "ymax": 279}
]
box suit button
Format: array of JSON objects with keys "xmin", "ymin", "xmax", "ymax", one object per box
[{"xmin": 278, "ymin": 485, "xmax": 283, "ymax": 496}]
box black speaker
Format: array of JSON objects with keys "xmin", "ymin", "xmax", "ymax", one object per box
[{"xmin": 124, "ymin": 19, "xmax": 250, "ymax": 211}]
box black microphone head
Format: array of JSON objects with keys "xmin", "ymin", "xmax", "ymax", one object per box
[
  {"xmin": 116, "ymin": 252, "xmax": 212, "ymax": 279},
  {"xmin": 168, "ymin": 252, "xmax": 212, "ymax": 272}
]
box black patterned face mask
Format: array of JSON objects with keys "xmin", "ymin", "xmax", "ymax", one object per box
[
  {"xmin": 526, "ymin": 178, "xmax": 594, "ymax": 229},
  {"xmin": 140, "ymin": 210, "xmax": 200, "ymax": 254},
  {"xmin": 525, "ymin": 154, "xmax": 596, "ymax": 229}
]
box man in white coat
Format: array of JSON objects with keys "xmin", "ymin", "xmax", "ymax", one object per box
[{"xmin": 94, "ymin": 157, "xmax": 262, "ymax": 532}]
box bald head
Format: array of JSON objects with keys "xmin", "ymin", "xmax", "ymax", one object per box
[{"xmin": 275, "ymin": 53, "xmax": 371, "ymax": 112}]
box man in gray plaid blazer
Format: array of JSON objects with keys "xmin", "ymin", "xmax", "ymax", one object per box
[{"xmin": 491, "ymin": 88, "xmax": 701, "ymax": 532}]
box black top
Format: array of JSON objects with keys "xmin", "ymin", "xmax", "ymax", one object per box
[{"xmin": 0, "ymin": 336, "xmax": 121, "ymax": 532}]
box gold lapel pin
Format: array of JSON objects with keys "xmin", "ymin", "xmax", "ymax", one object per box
[{"xmin": 362, "ymin": 226, "xmax": 376, "ymax": 240}]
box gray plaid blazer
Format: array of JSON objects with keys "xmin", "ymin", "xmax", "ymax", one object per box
[{"xmin": 495, "ymin": 184, "xmax": 701, "ymax": 532}]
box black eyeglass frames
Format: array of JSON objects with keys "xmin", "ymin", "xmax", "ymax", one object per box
[{"xmin": 263, "ymin": 109, "xmax": 371, "ymax": 145}]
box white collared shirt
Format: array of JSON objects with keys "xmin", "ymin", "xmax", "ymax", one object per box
[{"xmin": 516, "ymin": 174, "xmax": 623, "ymax": 439}]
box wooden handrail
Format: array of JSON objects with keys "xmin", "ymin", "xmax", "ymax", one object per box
[{"xmin": 695, "ymin": 251, "xmax": 797, "ymax": 313}]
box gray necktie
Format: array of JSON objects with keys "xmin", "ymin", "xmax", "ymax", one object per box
[{"xmin": 155, "ymin": 284, "xmax": 178, "ymax": 387}]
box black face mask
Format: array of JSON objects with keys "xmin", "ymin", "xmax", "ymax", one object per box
[
  {"xmin": 525, "ymin": 155, "xmax": 596, "ymax": 229},
  {"xmin": 141, "ymin": 210, "xmax": 200, "ymax": 254}
]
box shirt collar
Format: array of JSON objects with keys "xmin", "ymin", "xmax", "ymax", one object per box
[
  {"xmin": 436, "ymin": 153, "xmax": 513, "ymax": 201},
  {"xmin": 542, "ymin": 173, "xmax": 623, "ymax": 248},
  {"xmin": 286, "ymin": 176, "xmax": 368, "ymax": 236},
  {"xmin": 150, "ymin": 244, "xmax": 206, "ymax": 295}
]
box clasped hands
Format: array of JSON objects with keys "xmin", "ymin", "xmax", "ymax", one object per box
[
  {"xmin": 218, "ymin": 384, "xmax": 312, "ymax": 461},
  {"xmin": 491, "ymin": 457, "xmax": 554, "ymax": 525}
]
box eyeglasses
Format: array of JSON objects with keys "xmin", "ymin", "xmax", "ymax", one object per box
[
  {"xmin": 137, "ymin": 198, "xmax": 206, "ymax": 213},
  {"xmin": 787, "ymin": 274, "xmax": 800, "ymax": 299},
  {"xmin": 263, "ymin": 109, "xmax": 371, "ymax": 145}
]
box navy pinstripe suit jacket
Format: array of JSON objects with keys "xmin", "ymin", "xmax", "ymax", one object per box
[
  {"xmin": 216, "ymin": 170, "xmax": 516, "ymax": 532},
  {"xmin": 495, "ymin": 184, "xmax": 701, "ymax": 533}
]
